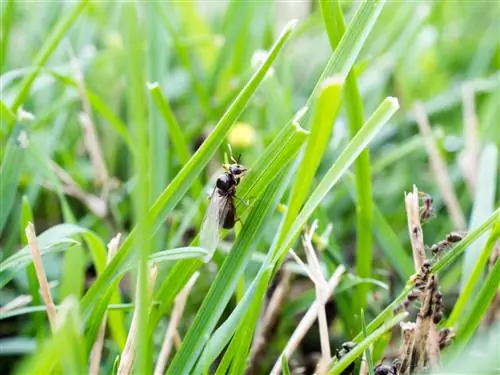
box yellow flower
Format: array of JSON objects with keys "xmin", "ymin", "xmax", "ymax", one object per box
[{"xmin": 227, "ymin": 122, "xmax": 256, "ymax": 148}]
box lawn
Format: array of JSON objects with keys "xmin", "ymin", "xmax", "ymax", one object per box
[{"xmin": 0, "ymin": 1, "xmax": 499, "ymax": 374}]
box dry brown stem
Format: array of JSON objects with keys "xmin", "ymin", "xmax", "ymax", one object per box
[
  {"xmin": 398, "ymin": 322, "xmax": 416, "ymax": 375},
  {"xmin": 25, "ymin": 222, "xmax": 57, "ymax": 332},
  {"xmin": 404, "ymin": 186, "xmax": 440, "ymax": 371},
  {"xmin": 117, "ymin": 264, "xmax": 158, "ymax": 375},
  {"xmin": 459, "ymin": 84, "xmax": 480, "ymax": 196},
  {"xmin": 68, "ymin": 46, "xmax": 109, "ymax": 185},
  {"xmin": 248, "ymin": 266, "xmax": 291, "ymax": 372},
  {"xmin": 413, "ymin": 102, "xmax": 466, "ymax": 230},
  {"xmin": 154, "ymin": 272, "xmax": 199, "ymax": 375},
  {"xmin": 47, "ymin": 161, "xmax": 107, "ymax": 217},
  {"xmin": 270, "ymin": 264, "xmax": 345, "ymax": 375}
]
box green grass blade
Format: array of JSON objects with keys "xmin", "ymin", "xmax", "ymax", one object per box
[
  {"xmin": 309, "ymin": 0, "xmax": 386, "ymax": 101},
  {"xmin": 166, "ymin": 172, "xmax": 288, "ymax": 374},
  {"xmin": 448, "ymin": 223, "xmax": 500, "ymax": 327},
  {"xmin": 328, "ymin": 313, "xmax": 408, "ymax": 374},
  {"xmin": 13, "ymin": 298, "xmax": 86, "ymax": 375},
  {"xmin": 205, "ymin": 269, "xmax": 273, "ymax": 374},
  {"xmin": 148, "ymin": 82, "xmax": 203, "ymax": 197},
  {"xmin": 453, "ymin": 257, "xmax": 500, "ymax": 350},
  {"xmin": 0, "ymin": 135, "xmax": 25, "ymax": 233},
  {"xmin": 461, "ymin": 144, "xmax": 498, "ymax": 289},
  {"xmin": 279, "ymin": 77, "xmax": 343, "ymax": 246},
  {"xmin": 80, "ymin": 19, "xmax": 297, "ymax": 316},
  {"xmin": 0, "ymin": 99, "xmax": 16, "ymax": 123},
  {"xmin": 10, "ymin": 0, "xmax": 88, "ymax": 113},
  {"xmin": 361, "ymin": 309, "xmax": 375, "ymax": 375},
  {"xmin": 344, "ymin": 174, "xmax": 414, "ymax": 280},
  {"xmin": 122, "ymin": 2, "xmax": 151, "ymax": 372},
  {"xmin": 432, "ymin": 207, "xmax": 500, "ymax": 274},
  {"xmin": 0, "ymin": 0, "xmax": 15, "ymax": 72},
  {"xmin": 282, "ymin": 356, "xmax": 292, "ymax": 375},
  {"xmin": 321, "ymin": 0, "xmax": 374, "ymax": 310}
]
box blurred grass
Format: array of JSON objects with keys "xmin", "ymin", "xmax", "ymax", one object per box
[{"xmin": 1, "ymin": 1, "xmax": 499, "ymax": 374}]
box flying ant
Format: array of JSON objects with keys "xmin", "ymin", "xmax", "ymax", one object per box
[{"xmin": 200, "ymin": 146, "xmax": 248, "ymax": 256}]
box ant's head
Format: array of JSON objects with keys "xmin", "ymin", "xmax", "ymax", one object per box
[{"xmin": 223, "ymin": 163, "xmax": 247, "ymax": 176}]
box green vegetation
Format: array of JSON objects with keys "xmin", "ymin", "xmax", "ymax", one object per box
[{"xmin": 1, "ymin": 1, "xmax": 498, "ymax": 374}]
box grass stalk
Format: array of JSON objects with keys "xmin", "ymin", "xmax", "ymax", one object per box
[{"xmin": 24, "ymin": 223, "xmax": 57, "ymax": 332}]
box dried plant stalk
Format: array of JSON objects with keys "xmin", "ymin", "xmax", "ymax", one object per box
[
  {"xmin": 117, "ymin": 264, "xmax": 158, "ymax": 375},
  {"xmin": 459, "ymin": 84, "xmax": 480, "ymax": 195},
  {"xmin": 413, "ymin": 102, "xmax": 466, "ymax": 230},
  {"xmin": 404, "ymin": 186, "xmax": 440, "ymax": 370},
  {"xmin": 412, "ymin": 275, "xmax": 438, "ymax": 372},
  {"xmin": 89, "ymin": 234, "xmax": 122, "ymax": 375},
  {"xmin": 405, "ymin": 186, "xmax": 427, "ymax": 269},
  {"xmin": 248, "ymin": 266, "xmax": 291, "ymax": 371},
  {"xmin": 68, "ymin": 46, "xmax": 109, "ymax": 185},
  {"xmin": 398, "ymin": 322, "xmax": 416, "ymax": 375},
  {"xmin": 154, "ymin": 272, "xmax": 199, "ymax": 375},
  {"xmin": 25, "ymin": 222, "xmax": 57, "ymax": 332},
  {"xmin": 270, "ymin": 265, "xmax": 345, "ymax": 375}
]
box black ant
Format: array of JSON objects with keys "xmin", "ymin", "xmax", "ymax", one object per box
[
  {"xmin": 418, "ymin": 191, "xmax": 434, "ymax": 223},
  {"xmin": 334, "ymin": 341, "xmax": 357, "ymax": 375},
  {"xmin": 429, "ymin": 231, "xmax": 466, "ymax": 257}
]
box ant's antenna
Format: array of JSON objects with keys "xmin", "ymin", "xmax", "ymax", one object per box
[{"xmin": 227, "ymin": 143, "xmax": 237, "ymax": 163}]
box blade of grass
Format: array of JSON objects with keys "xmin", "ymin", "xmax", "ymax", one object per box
[
  {"xmin": 328, "ymin": 312, "xmax": 408, "ymax": 374},
  {"xmin": 0, "ymin": 134, "xmax": 25, "ymax": 233},
  {"xmin": 1, "ymin": 99, "xmax": 16, "ymax": 123},
  {"xmin": 121, "ymin": 2, "xmax": 152, "ymax": 372},
  {"xmin": 344, "ymin": 173, "xmax": 414, "ymax": 280},
  {"xmin": 148, "ymin": 82, "xmax": 203, "ymax": 197},
  {"xmin": 448, "ymin": 223, "xmax": 500, "ymax": 327},
  {"xmin": 452, "ymin": 257, "xmax": 500, "ymax": 350},
  {"xmin": 361, "ymin": 309, "xmax": 375, "ymax": 375},
  {"xmin": 282, "ymin": 356, "xmax": 292, "ymax": 375},
  {"xmin": 461, "ymin": 144, "xmax": 498, "ymax": 290},
  {"xmin": 80, "ymin": 18, "xmax": 297, "ymax": 317},
  {"xmin": 278, "ymin": 76, "xmax": 344, "ymax": 249},
  {"xmin": 204, "ymin": 268, "xmax": 273, "ymax": 374},
  {"xmin": 321, "ymin": 0, "xmax": 374, "ymax": 311},
  {"xmin": 9, "ymin": 0, "xmax": 88, "ymax": 114},
  {"xmin": 19, "ymin": 196, "xmax": 44, "ymax": 345},
  {"xmin": 13, "ymin": 298, "xmax": 85, "ymax": 375},
  {"xmin": 0, "ymin": 0, "xmax": 15, "ymax": 71}
]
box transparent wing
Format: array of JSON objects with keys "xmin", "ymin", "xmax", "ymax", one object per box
[{"xmin": 200, "ymin": 190, "xmax": 230, "ymax": 260}]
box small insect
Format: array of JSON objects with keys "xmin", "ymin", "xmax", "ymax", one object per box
[
  {"xmin": 373, "ymin": 360, "xmax": 400, "ymax": 375},
  {"xmin": 335, "ymin": 341, "xmax": 357, "ymax": 375},
  {"xmin": 200, "ymin": 150, "xmax": 247, "ymax": 256},
  {"xmin": 429, "ymin": 231, "xmax": 466, "ymax": 257},
  {"xmin": 419, "ymin": 191, "xmax": 434, "ymax": 223}
]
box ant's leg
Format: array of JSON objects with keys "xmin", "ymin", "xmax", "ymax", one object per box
[{"xmin": 234, "ymin": 194, "xmax": 249, "ymax": 206}]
